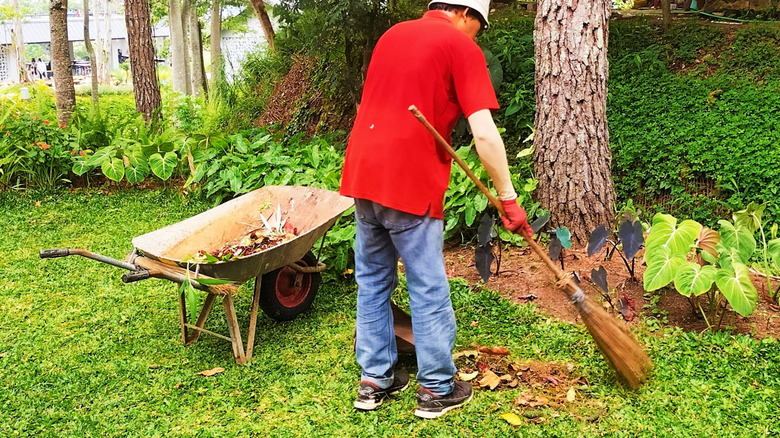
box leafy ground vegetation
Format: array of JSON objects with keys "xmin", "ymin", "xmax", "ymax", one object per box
[{"xmin": 2, "ymin": 191, "xmax": 780, "ymax": 437}]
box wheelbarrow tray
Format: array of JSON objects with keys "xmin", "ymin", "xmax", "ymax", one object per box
[{"xmin": 132, "ymin": 185, "xmax": 354, "ymax": 284}]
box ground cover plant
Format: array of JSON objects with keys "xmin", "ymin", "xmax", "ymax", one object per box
[{"xmin": 2, "ymin": 190, "xmax": 780, "ymax": 437}]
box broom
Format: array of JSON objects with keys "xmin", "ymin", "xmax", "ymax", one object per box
[{"xmin": 408, "ymin": 105, "xmax": 652, "ymax": 389}]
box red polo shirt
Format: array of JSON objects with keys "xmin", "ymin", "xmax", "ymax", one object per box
[{"xmin": 339, "ymin": 10, "xmax": 499, "ymax": 219}]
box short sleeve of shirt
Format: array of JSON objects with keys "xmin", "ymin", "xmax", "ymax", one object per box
[{"xmin": 451, "ymin": 40, "xmax": 499, "ymax": 118}]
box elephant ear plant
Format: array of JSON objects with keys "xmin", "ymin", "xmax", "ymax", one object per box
[
  {"xmin": 586, "ymin": 213, "xmax": 645, "ymax": 320},
  {"xmin": 643, "ymin": 212, "xmax": 760, "ymax": 331}
]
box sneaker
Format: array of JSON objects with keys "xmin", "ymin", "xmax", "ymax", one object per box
[
  {"xmin": 414, "ymin": 381, "xmax": 473, "ymax": 419},
  {"xmin": 354, "ymin": 369, "xmax": 410, "ymax": 411}
]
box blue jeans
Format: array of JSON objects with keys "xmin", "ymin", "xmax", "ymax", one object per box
[{"xmin": 354, "ymin": 199, "xmax": 456, "ymax": 396}]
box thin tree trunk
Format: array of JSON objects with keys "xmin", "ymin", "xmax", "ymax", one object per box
[
  {"xmin": 188, "ymin": 5, "xmax": 205, "ymax": 95},
  {"xmin": 533, "ymin": 0, "xmax": 615, "ymax": 246},
  {"xmin": 197, "ymin": 21, "xmax": 208, "ymax": 94},
  {"xmin": 102, "ymin": 0, "xmax": 113, "ymax": 83},
  {"xmin": 84, "ymin": 0, "xmax": 100, "ymax": 109},
  {"xmin": 12, "ymin": 0, "xmax": 31, "ymax": 83},
  {"xmin": 168, "ymin": 0, "xmax": 188, "ymax": 93},
  {"xmin": 661, "ymin": 0, "xmax": 672, "ymax": 30},
  {"xmin": 50, "ymin": 0, "xmax": 76, "ymax": 126},
  {"xmin": 181, "ymin": 0, "xmax": 193, "ymax": 95},
  {"xmin": 209, "ymin": 0, "xmax": 221, "ymax": 86},
  {"xmin": 125, "ymin": 0, "xmax": 162, "ymax": 122},
  {"xmin": 248, "ymin": 0, "xmax": 275, "ymax": 51}
]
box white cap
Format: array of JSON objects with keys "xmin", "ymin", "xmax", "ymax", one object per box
[{"xmin": 429, "ymin": 0, "xmax": 490, "ymax": 27}]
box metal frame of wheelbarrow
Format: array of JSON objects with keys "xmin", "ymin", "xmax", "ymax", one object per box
[{"xmin": 40, "ymin": 247, "xmax": 327, "ymax": 365}]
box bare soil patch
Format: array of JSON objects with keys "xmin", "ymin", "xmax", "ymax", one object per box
[{"xmin": 443, "ymin": 243, "xmax": 780, "ymax": 339}]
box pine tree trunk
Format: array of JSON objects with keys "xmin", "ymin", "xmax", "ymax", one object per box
[
  {"xmin": 125, "ymin": 0, "xmax": 162, "ymax": 122},
  {"xmin": 12, "ymin": 0, "xmax": 31, "ymax": 83},
  {"xmin": 209, "ymin": 0, "xmax": 221, "ymax": 86},
  {"xmin": 50, "ymin": 0, "xmax": 76, "ymax": 126},
  {"xmin": 533, "ymin": 0, "xmax": 615, "ymax": 246},
  {"xmin": 84, "ymin": 0, "xmax": 100, "ymax": 109},
  {"xmin": 249, "ymin": 0, "xmax": 275, "ymax": 51},
  {"xmin": 168, "ymin": 0, "xmax": 188, "ymax": 93}
]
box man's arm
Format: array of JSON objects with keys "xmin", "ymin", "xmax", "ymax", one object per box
[{"xmin": 467, "ymin": 109, "xmax": 533, "ymax": 237}]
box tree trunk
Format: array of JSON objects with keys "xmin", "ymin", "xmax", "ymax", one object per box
[
  {"xmin": 168, "ymin": 0, "xmax": 188, "ymax": 93},
  {"xmin": 209, "ymin": 0, "xmax": 221, "ymax": 86},
  {"xmin": 533, "ymin": 0, "xmax": 615, "ymax": 246},
  {"xmin": 50, "ymin": 0, "xmax": 76, "ymax": 126},
  {"xmin": 188, "ymin": 5, "xmax": 205, "ymax": 95},
  {"xmin": 196, "ymin": 21, "xmax": 208, "ymax": 94},
  {"xmin": 102, "ymin": 0, "xmax": 113, "ymax": 84},
  {"xmin": 12, "ymin": 0, "xmax": 31, "ymax": 83},
  {"xmin": 84, "ymin": 0, "xmax": 100, "ymax": 109},
  {"xmin": 125, "ymin": 0, "xmax": 162, "ymax": 122},
  {"xmin": 248, "ymin": 0, "xmax": 275, "ymax": 51},
  {"xmin": 181, "ymin": 0, "xmax": 193, "ymax": 95},
  {"xmin": 661, "ymin": 0, "xmax": 672, "ymax": 30}
]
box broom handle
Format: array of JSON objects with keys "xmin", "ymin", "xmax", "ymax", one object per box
[{"xmin": 408, "ymin": 105, "xmax": 580, "ymax": 298}]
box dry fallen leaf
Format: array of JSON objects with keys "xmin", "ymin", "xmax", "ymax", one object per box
[
  {"xmin": 174, "ymin": 383, "xmax": 184, "ymax": 389},
  {"xmin": 459, "ymin": 370, "xmax": 479, "ymax": 382},
  {"xmin": 499, "ymin": 374, "xmax": 514, "ymax": 383},
  {"xmin": 506, "ymin": 379, "xmax": 519, "ymax": 388},
  {"xmin": 34, "ymin": 201, "xmax": 42, "ymax": 207},
  {"xmin": 149, "ymin": 364, "xmax": 160, "ymax": 369},
  {"xmin": 452, "ymin": 350, "xmax": 479, "ymax": 360},
  {"xmin": 343, "ymin": 269, "xmax": 354, "ymax": 275},
  {"xmin": 479, "ymin": 370, "xmax": 501, "ymax": 390},
  {"xmin": 566, "ymin": 387, "xmax": 576, "ymax": 402},
  {"xmin": 470, "ymin": 320, "xmax": 479, "ymax": 327},
  {"xmin": 500, "ymin": 412, "xmax": 523, "ymax": 426},
  {"xmin": 478, "ymin": 346, "xmax": 510, "ymax": 356},
  {"xmin": 198, "ymin": 367, "xmax": 225, "ymax": 377},
  {"xmin": 0, "ymin": 351, "xmax": 7, "ymax": 358}
]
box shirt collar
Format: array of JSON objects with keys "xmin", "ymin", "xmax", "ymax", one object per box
[{"xmin": 422, "ymin": 10, "xmax": 454, "ymax": 24}]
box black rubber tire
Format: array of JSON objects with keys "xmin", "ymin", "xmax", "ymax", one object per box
[{"xmin": 259, "ymin": 252, "xmax": 321, "ymax": 321}]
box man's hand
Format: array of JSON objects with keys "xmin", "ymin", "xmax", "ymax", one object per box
[{"xmin": 500, "ymin": 199, "xmax": 533, "ymax": 238}]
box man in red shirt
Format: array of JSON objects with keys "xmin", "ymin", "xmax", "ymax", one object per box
[{"xmin": 341, "ymin": 0, "xmax": 533, "ymax": 419}]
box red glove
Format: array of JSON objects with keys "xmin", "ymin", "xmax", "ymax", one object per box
[{"xmin": 500, "ymin": 199, "xmax": 533, "ymax": 238}]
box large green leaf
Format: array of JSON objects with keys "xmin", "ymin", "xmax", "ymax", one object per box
[
  {"xmin": 72, "ymin": 160, "xmax": 94, "ymax": 176},
  {"xmin": 768, "ymin": 238, "xmax": 780, "ymax": 270},
  {"xmin": 644, "ymin": 245, "xmax": 685, "ymax": 291},
  {"xmin": 101, "ymin": 157, "xmax": 125, "ymax": 182},
  {"xmin": 715, "ymin": 263, "xmax": 758, "ymax": 317},
  {"xmin": 124, "ymin": 160, "xmax": 149, "ymax": 184},
  {"xmin": 733, "ymin": 202, "xmax": 765, "ymax": 234},
  {"xmin": 149, "ymin": 152, "xmax": 178, "ymax": 180},
  {"xmin": 718, "ymin": 220, "xmax": 755, "ymax": 264},
  {"xmin": 674, "ymin": 262, "xmax": 716, "ymax": 297},
  {"xmin": 645, "ymin": 213, "xmax": 701, "ymax": 257},
  {"xmin": 85, "ymin": 145, "xmax": 116, "ymax": 166}
]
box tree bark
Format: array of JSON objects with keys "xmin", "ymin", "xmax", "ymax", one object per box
[
  {"xmin": 50, "ymin": 0, "xmax": 76, "ymax": 126},
  {"xmin": 209, "ymin": 0, "xmax": 221, "ymax": 86},
  {"xmin": 84, "ymin": 0, "xmax": 100, "ymax": 109},
  {"xmin": 102, "ymin": 0, "xmax": 113, "ymax": 84},
  {"xmin": 188, "ymin": 5, "xmax": 205, "ymax": 95},
  {"xmin": 168, "ymin": 0, "xmax": 188, "ymax": 93},
  {"xmin": 125, "ymin": 0, "xmax": 162, "ymax": 122},
  {"xmin": 180, "ymin": 0, "xmax": 193, "ymax": 95},
  {"xmin": 12, "ymin": 0, "xmax": 31, "ymax": 83},
  {"xmin": 533, "ymin": 0, "xmax": 615, "ymax": 246},
  {"xmin": 248, "ymin": 0, "xmax": 275, "ymax": 51},
  {"xmin": 661, "ymin": 0, "xmax": 672, "ymax": 30}
]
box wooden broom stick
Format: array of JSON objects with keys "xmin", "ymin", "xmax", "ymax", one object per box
[{"xmin": 408, "ymin": 105, "xmax": 652, "ymax": 389}]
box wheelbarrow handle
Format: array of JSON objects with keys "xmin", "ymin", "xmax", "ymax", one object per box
[
  {"xmin": 40, "ymin": 248, "xmax": 71, "ymax": 259},
  {"xmin": 122, "ymin": 270, "xmax": 151, "ymax": 283}
]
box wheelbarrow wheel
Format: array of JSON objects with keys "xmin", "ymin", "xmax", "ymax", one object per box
[{"xmin": 259, "ymin": 252, "xmax": 321, "ymax": 321}]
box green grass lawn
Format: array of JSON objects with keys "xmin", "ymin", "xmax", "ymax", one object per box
[{"xmin": 1, "ymin": 189, "xmax": 779, "ymax": 437}]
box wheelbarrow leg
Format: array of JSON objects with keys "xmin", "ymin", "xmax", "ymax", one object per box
[
  {"xmin": 222, "ymin": 295, "xmax": 247, "ymax": 365},
  {"xmin": 245, "ymin": 275, "xmax": 263, "ymax": 361}
]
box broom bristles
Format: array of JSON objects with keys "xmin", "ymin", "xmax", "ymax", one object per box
[{"xmin": 576, "ymin": 297, "xmax": 652, "ymax": 389}]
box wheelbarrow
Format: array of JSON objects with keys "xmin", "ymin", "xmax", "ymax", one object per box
[{"xmin": 40, "ymin": 186, "xmax": 373, "ymax": 365}]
